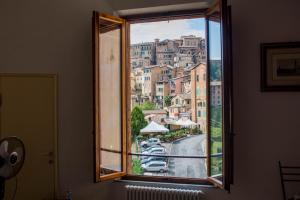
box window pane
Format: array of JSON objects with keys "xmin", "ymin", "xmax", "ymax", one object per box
[
  {"xmin": 129, "ymin": 17, "xmax": 207, "ymax": 179},
  {"xmin": 99, "ymin": 18, "xmax": 122, "ymax": 174},
  {"xmin": 209, "ymin": 18, "xmax": 223, "ymax": 176},
  {"xmin": 130, "ymin": 155, "xmax": 207, "ymax": 179},
  {"xmin": 101, "ymin": 151, "xmax": 121, "ymax": 174}
]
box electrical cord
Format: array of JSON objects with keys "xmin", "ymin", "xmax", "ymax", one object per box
[{"xmin": 11, "ymin": 176, "xmax": 17, "ymax": 200}]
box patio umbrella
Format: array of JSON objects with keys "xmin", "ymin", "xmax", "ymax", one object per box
[
  {"xmin": 140, "ymin": 121, "xmax": 169, "ymax": 135},
  {"xmin": 175, "ymin": 118, "xmax": 197, "ymax": 128}
]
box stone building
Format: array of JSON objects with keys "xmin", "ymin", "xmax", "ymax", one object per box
[
  {"xmin": 174, "ymin": 35, "xmax": 206, "ymax": 68},
  {"xmin": 130, "ymin": 42, "xmax": 155, "ymax": 68},
  {"xmin": 155, "ymin": 39, "xmax": 178, "ymax": 66}
]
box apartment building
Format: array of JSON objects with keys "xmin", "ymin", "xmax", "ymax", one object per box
[
  {"xmin": 155, "ymin": 81, "xmax": 170, "ymax": 108},
  {"xmin": 174, "ymin": 35, "xmax": 206, "ymax": 68},
  {"xmin": 143, "ymin": 65, "xmax": 174, "ymax": 101},
  {"xmin": 155, "ymin": 39, "xmax": 178, "ymax": 66},
  {"xmin": 168, "ymin": 93, "xmax": 191, "ymax": 119},
  {"xmin": 130, "ymin": 42, "xmax": 156, "ymax": 68},
  {"xmin": 190, "ymin": 63, "xmax": 207, "ymax": 133}
]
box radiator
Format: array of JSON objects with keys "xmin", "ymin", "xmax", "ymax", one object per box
[{"xmin": 126, "ymin": 185, "xmax": 204, "ymax": 200}]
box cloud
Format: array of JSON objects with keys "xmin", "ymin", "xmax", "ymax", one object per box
[{"xmin": 130, "ymin": 19, "xmax": 205, "ymax": 44}]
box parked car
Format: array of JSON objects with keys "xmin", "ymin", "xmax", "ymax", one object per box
[
  {"xmin": 141, "ymin": 147, "xmax": 166, "ymax": 159},
  {"xmin": 141, "ymin": 156, "xmax": 168, "ymax": 164},
  {"xmin": 141, "ymin": 161, "xmax": 168, "ymax": 173},
  {"xmin": 142, "ymin": 144, "xmax": 163, "ymax": 152},
  {"xmin": 140, "ymin": 138, "xmax": 161, "ymax": 148}
]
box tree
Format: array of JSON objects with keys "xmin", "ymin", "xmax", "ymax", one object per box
[
  {"xmin": 164, "ymin": 95, "xmax": 172, "ymax": 107},
  {"xmin": 139, "ymin": 101, "xmax": 156, "ymax": 110},
  {"xmin": 131, "ymin": 106, "xmax": 148, "ymax": 140}
]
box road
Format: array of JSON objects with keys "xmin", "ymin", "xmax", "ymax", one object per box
[{"xmin": 167, "ymin": 134, "xmax": 207, "ymax": 179}]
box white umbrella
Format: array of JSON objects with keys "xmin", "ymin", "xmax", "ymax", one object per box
[
  {"xmin": 175, "ymin": 118, "xmax": 197, "ymax": 128},
  {"xmin": 140, "ymin": 121, "xmax": 169, "ymax": 134}
]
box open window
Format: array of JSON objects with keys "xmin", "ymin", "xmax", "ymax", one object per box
[
  {"xmin": 93, "ymin": 0, "xmax": 233, "ymax": 191},
  {"xmin": 93, "ymin": 13, "xmax": 127, "ymax": 181}
]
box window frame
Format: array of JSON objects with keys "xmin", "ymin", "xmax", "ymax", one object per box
[
  {"xmin": 93, "ymin": 12, "xmax": 128, "ymax": 182},
  {"xmin": 93, "ymin": 0, "xmax": 233, "ymax": 190}
]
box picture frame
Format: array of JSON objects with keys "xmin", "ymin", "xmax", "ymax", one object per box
[{"xmin": 261, "ymin": 42, "xmax": 300, "ymax": 91}]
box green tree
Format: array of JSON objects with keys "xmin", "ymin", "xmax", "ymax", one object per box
[
  {"xmin": 139, "ymin": 101, "xmax": 156, "ymax": 110},
  {"xmin": 164, "ymin": 96, "xmax": 172, "ymax": 107},
  {"xmin": 131, "ymin": 106, "xmax": 148, "ymax": 140}
]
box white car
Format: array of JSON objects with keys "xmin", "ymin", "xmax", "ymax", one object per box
[
  {"xmin": 140, "ymin": 138, "xmax": 161, "ymax": 148},
  {"xmin": 141, "ymin": 147, "xmax": 166, "ymax": 159},
  {"xmin": 142, "ymin": 144, "xmax": 163, "ymax": 151},
  {"xmin": 141, "ymin": 156, "xmax": 168, "ymax": 164},
  {"xmin": 142, "ymin": 161, "xmax": 168, "ymax": 173}
]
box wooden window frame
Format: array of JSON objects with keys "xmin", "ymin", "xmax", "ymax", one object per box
[
  {"xmin": 93, "ymin": 12, "xmax": 128, "ymax": 182},
  {"xmin": 93, "ymin": 0, "xmax": 233, "ymax": 190}
]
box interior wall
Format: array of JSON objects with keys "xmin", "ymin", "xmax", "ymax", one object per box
[
  {"xmin": 107, "ymin": 0, "xmax": 300, "ymax": 199},
  {"xmin": 0, "ymin": 0, "xmax": 114, "ymax": 199},
  {"xmin": 0, "ymin": 0, "xmax": 300, "ymax": 199},
  {"xmin": 109, "ymin": 0, "xmax": 207, "ymax": 11}
]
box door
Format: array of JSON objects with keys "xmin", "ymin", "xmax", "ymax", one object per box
[{"xmin": 0, "ymin": 74, "xmax": 57, "ymax": 200}]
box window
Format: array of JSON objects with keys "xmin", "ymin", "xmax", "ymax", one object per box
[
  {"xmin": 93, "ymin": 0, "xmax": 233, "ymax": 191},
  {"xmin": 197, "ymin": 110, "xmax": 201, "ymax": 117}
]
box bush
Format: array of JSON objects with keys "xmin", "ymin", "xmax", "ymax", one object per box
[
  {"xmin": 132, "ymin": 158, "xmax": 144, "ymax": 175},
  {"xmin": 159, "ymin": 129, "xmax": 188, "ymax": 143}
]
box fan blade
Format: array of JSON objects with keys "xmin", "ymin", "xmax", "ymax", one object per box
[
  {"xmin": 0, "ymin": 162, "xmax": 13, "ymax": 178},
  {"xmin": 0, "ymin": 141, "xmax": 9, "ymax": 158}
]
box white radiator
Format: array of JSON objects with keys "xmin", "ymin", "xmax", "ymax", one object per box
[{"xmin": 125, "ymin": 185, "xmax": 204, "ymax": 200}]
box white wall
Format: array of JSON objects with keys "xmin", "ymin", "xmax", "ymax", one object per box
[{"xmin": 1, "ymin": 0, "xmax": 300, "ymax": 199}]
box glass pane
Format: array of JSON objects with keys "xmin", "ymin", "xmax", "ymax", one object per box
[
  {"xmin": 129, "ymin": 17, "xmax": 208, "ymax": 179},
  {"xmin": 130, "ymin": 155, "xmax": 207, "ymax": 179},
  {"xmin": 100, "ymin": 151, "xmax": 121, "ymax": 175},
  {"xmin": 208, "ymin": 11, "xmax": 223, "ymax": 176},
  {"xmin": 99, "ymin": 18, "xmax": 122, "ymax": 174}
]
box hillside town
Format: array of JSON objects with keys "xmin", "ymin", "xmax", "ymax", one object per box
[{"xmin": 130, "ymin": 35, "xmax": 222, "ymax": 134}]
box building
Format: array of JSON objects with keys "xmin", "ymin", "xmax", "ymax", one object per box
[
  {"xmin": 143, "ymin": 109, "xmax": 168, "ymax": 124},
  {"xmin": 155, "ymin": 39, "xmax": 178, "ymax": 66},
  {"xmin": 155, "ymin": 81, "xmax": 170, "ymax": 108},
  {"xmin": 143, "ymin": 65, "xmax": 174, "ymax": 101},
  {"xmin": 211, "ymin": 81, "xmax": 222, "ymax": 106},
  {"xmin": 168, "ymin": 93, "xmax": 191, "ymax": 119},
  {"xmin": 130, "ymin": 42, "xmax": 156, "ymax": 68},
  {"xmin": 174, "ymin": 35, "xmax": 206, "ymax": 68},
  {"xmin": 190, "ymin": 63, "xmax": 207, "ymax": 133}
]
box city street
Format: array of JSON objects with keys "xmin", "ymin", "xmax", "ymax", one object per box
[{"xmin": 168, "ymin": 134, "xmax": 207, "ymax": 178}]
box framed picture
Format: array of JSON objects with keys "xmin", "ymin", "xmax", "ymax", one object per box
[{"xmin": 261, "ymin": 42, "xmax": 300, "ymax": 91}]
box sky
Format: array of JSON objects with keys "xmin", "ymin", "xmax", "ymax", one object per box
[{"xmin": 130, "ymin": 18, "xmax": 221, "ymax": 60}]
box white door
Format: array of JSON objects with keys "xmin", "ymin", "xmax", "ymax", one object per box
[{"xmin": 0, "ymin": 74, "xmax": 57, "ymax": 200}]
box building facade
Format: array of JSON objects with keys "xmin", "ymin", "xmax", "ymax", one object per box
[{"xmin": 190, "ymin": 63, "xmax": 207, "ymax": 133}]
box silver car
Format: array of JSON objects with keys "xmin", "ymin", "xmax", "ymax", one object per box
[
  {"xmin": 142, "ymin": 161, "xmax": 168, "ymax": 173},
  {"xmin": 140, "ymin": 138, "xmax": 161, "ymax": 148},
  {"xmin": 141, "ymin": 147, "xmax": 166, "ymax": 159},
  {"xmin": 141, "ymin": 156, "xmax": 168, "ymax": 164}
]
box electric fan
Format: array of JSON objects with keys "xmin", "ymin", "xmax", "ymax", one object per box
[{"xmin": 0, "ymin": 137, "xmax": 25, "ymax": 200}]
